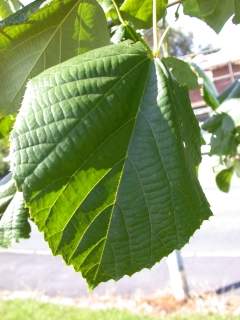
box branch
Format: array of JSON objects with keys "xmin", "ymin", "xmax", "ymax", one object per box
[
  {"xmin": 167, "ymin": 0, "xmax": 181, "ymax": 8},
  {"xmin": 152, "ymin": 0, "xmax": 159, "ymax": 56}
]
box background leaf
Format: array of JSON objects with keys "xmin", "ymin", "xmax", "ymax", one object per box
[
  {"xmin": 0, "ymin": 174, "xmax": 30, "ymax": 247},
  {"xmin": 11, "ymin": 42, "xmax": 212, "ymax": 288},
  {"xmin": 192, "ymin": 63, "xmax": 220, "ymax": 110},
  {"xmin": 216, "ymin": 167, "xmax": 234, "ymax": 193},
  {"xmin": 0, "ymin": 0, "xmax": 23, "ymax": 20},
  {"xmin": 218, "ymin": 79, "xmax": 240, "ymax": 103},
  {"xmin": 0, "ymin": 0, "xmax": 46, "ymax": 27},
  {"xmin": 183, "ymin": 0, "xmax": 235, "ymax": 33},
  {"xmin": 0, "ymin": 114, "xmax": 15, "ymax": 139},
  {"xmin": 0, "ymin": 0, "xmax": 110, "ymax": 114},
  {"xmin": 120, "ymin": 0, "xmax": 168, "ymax": 29}
]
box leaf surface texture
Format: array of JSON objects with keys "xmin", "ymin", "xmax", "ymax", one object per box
[{"xmin": 11, "ymin": 42, "xmax": 212, "ymax": 288}]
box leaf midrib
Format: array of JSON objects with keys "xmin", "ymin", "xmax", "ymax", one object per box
[{"xmin": 92, "ymin": 59, "xmax": 152, "ymax": 286}]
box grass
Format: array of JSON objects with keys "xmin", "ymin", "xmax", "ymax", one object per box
[{"xmin": 0, "ymin": 299, "xmax": 240, "ymax": 320}]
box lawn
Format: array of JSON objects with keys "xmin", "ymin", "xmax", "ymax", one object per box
[{"xmin": 0, "ymin": 299, "xmax": 239, "ymax": 320}]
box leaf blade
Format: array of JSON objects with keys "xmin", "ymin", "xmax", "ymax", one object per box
[
  {"xmin": 0, "ymin": 174, "xmax": 30, "ymax": 247},
  {"xmin": 120, "ymin": 0, "xmax": 167, "ymax": 29},
  {"xmin": 0, "ymin": 0, "xmax": 110, "ymax": 114},
  {"xmin": 11, "ymin": 42, "xmax": 212, "ymax": 288}
]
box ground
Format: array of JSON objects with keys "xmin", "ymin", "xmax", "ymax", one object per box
[{"xmin": 0, "ymin": 299, "xmax": 240, "ymax": 320}]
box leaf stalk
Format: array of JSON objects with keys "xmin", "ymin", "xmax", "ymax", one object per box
[
  {"xmin": 152, "ymin": 0, "xmax": 160, "ymax": 57},
  {"xmin": 112, "ymin": 0, "xmax": 125, "ymax": 25}
]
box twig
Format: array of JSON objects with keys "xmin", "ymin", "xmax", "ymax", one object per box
[
  {"xmin": 167, "ymin": 0, "xmax": 181, "ymax": 8},
  {"xmin": 152, "ymin": 0, "xmax": 159, "ymax": 56},
  {"xmin": 158, "ymin": 25, "xmax": 171, "ymax": 52}
]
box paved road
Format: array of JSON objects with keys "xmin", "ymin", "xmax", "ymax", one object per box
[{"xmin": 0, "ymin": 156, "xmax": 240, "ymax": 297}]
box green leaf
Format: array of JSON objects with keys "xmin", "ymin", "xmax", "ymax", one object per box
[
  {"xmin": 11, "ymin": 42, "xmax": 212, "ymax": 288},
  {"xmin": 0, "ymin": 174, "xmax": 31, "ymax": 247},
  {"xmin": 233, "ymin": 0, "xmax": 240, "ymax": 24},
  {"xmin": 0, "ymin": 192, "xmax": 31, "ymax": 247},
  {"xmin": 97, "ymin": 0, "xmax": 123, "ymax": 17},
  {"xmin": 183, "ymin": 0, "xmax": 218, "ymax": 18},
  {"xmin": 9, "ymin": 0, "xmax": 24, "ymax": 12},
  {"xmin": 192, "ymin": 63, "xmax": 220, "ymax": 110},
  {"xmin": 216, "ymin": 167, "xmax": 234, "ymax": 193},
  {"xmin": 202, "ymin": 113, "xmax": 224, "ymax": 133},
  {"xmin": 0, "ymin": 1, "xmax": 13, "ymax": 20},
  {"xmin": 183, "ymin": 0, "xmax": 235, "ymax": 33},
  {"xmin": 218, "ymin": 80, "xmax": 240, "ymax": 103},
  {"xmin": 163, "ymin": 57, "xmax": 199, "ymax": 90},
  {"xmin": 120, "ymin": 0, "xmax": 168, "ymax": 29},
  {"xmin": 0, "ymin": 0, "xmax": 110, "ymax": 114},
  {"xmin": 204, "ymin": 103, "xmax": 240, "ymax": 156},
  {"xmin": 170, "ymin": 80, "xmax": 202, "ymax": 167},
  {"xmin": 0, "ymin": 114, "xmax": 15, "ymax": 139},
  {"xmin": 0, "ymin": 174, "xmax": 16, "ymax": 215},
  {"xmin": 0, "ymin": 0, "xmax": 46, "ymax": 27}
]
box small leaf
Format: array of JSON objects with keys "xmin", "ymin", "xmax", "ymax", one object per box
[
  {"xmin": 202, "ymin": 113, "xmax": 224, "ymax": 133},
  {"xmin": 0, "ymin": 0, "xmax": 110, "ymax": 114},
  {"xmin": 0, "ymin": 192, "xmax": 31, "ymax": 247},
  {"xmin": 192, "ymin": 63, "xmax": 220, "ymax": 110},
  {"xmin": 204, "ymin": 105, "xmax": 239, "ymax": 157},
  {"xmin": 218, "ymin": 80, "xmax": 240, "ymax": 103},
  {"xmin": 0, "ymin": 114, "xmax": 15, "ymax": 139},
  {"xmin": 163, "ymin": 57, "xmax": 199, "ymax": 90},
  {"xmin": 0, "ymin": 174, "xmax": 16, "ymax": 215},
  {"xmin": 0, "ymin": 174, "xmax": 30, "ymax": 247},
  {"xmin": 120, "ymin": 0, "xmax": 168, "ymax": 29},
  {"xmin": 11, "ymin": 42, "xmax": 212, "ymax": 288},
  {"xmin": 216, "ymin": 167, "xmax": 234, "ymax": 193}
]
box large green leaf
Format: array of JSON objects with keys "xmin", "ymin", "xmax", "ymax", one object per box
[
  {"xmin": 120, "ymin": 0, "xmax": 168, "ymax": 29},
  {"xmin": 11, "ymin": 42, "xmax": 212, "ymax": 288},
  {"xmin": 0, "ymin": 174, "xmax": 30, "ymax": 247},
  {"xmin": 0, "ymin": 0, "xmax": 110, "ymax": 114},
  {"xmin": 183, "ymin": 0, "xmax": 235, "ymax": 33}
]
